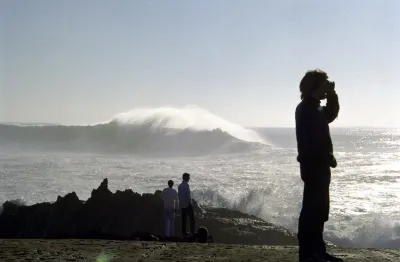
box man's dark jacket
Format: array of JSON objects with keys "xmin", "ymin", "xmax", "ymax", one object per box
[{"xmin": 295, "ymin": 92, "xmax": 340, "ymax": 178}]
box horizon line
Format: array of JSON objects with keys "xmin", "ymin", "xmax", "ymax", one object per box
[{"xmin": 1, "ymin": 121, "xmax": 399, "ymax": 129}]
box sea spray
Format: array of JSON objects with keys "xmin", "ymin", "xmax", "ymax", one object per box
[{"xmin": 111, "ymin": 105, "xmax": 266, "ymax": 144}]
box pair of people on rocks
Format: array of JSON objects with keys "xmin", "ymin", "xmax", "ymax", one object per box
[{"xmin": 160, "ymin": 172, "xmax": 195, "ymax": 238}]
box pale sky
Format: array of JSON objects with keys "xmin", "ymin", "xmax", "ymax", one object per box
[{"xmin": 1, "ymin": 0, "xmax": 399, "ymax": 127}]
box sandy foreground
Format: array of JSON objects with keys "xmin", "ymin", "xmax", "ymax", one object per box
[{"xmin": 0, "ymin": 239, "xmax": 399, "ymax": 262}]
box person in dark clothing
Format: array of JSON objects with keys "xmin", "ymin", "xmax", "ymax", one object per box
[
  {"xmin": 178, "ymin": 173, "xmax": 195, "ymax": 236},
  {"xmin": 295, "ymin": 69, "xmax": 344, "ymax": 262}
]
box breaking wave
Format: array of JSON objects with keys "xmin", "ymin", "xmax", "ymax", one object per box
[
  {"xmin": 0, "ymin": 106, "xmax": 268, "ymax": 155},
  {"xmin": 194, "ymin": 187, "xmax": 400, "ymax": 248}
]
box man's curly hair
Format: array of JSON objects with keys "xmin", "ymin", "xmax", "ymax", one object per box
[{"xmin": 299, "ymin": 69, "xmax": 328, "ymax": 99}]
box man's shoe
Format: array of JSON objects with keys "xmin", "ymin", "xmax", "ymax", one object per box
[
  {"xmin": 299, "ymin": 253, "xmax": 328, "ymax": 262},
  {"xmin": 319, "ymin": 252, "xmax": 344, "ymax": 262}
]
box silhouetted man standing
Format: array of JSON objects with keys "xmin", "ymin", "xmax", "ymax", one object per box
[
  {"xmin": 178, "ymin": 173, "xmax": 195, "ymax": 236},
  {"xmin": 295, "ymin": 69, "xmax": 343, "ymax": 262}
]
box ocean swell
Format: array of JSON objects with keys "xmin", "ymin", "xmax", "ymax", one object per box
[{"xmin": 0, "ymin": 106, "xmax": 267, "ymax": 155}]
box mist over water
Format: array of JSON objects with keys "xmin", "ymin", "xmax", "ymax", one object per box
[{"xmin": 1, "ymin": 106, "xmax": 400, "ymax": 248}]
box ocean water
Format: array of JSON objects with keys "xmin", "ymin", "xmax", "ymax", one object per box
[{"xmin": 1, "ymin": 107, "xmax": 400, "ymax": 248}]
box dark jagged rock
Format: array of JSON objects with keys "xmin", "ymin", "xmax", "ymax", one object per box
[
  {"xmin": 0, "ymin": 178, "xmax": 297, "ymax": 245},
  {"xmin": 47, "ymin": 192, "xmax": 82, "ymax": 237},
  {"xmin": 154, "ymin": 190, "xmax": 162, "ymax": 198}
]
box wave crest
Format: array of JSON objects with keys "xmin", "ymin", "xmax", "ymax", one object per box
[
  {"xmin": 0, "ymin": 106, "xmax": 268, "ymax": 155},
  {"xmin": 110, "ymin": 105, "xmax": 265, "ymax": 144}
]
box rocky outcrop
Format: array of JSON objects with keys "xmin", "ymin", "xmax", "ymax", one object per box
[{"xmin": 0, "ymin": 179, "xmax": 297, "ymax": 245}]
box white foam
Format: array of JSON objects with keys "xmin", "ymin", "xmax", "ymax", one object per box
[
  {"xmin": 193, "ymin": 186, "xmax": 400, "ymax": 248},
  {"xmin": 110, "ymin": 105, "xmax": 266, "ymax": 144}
]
